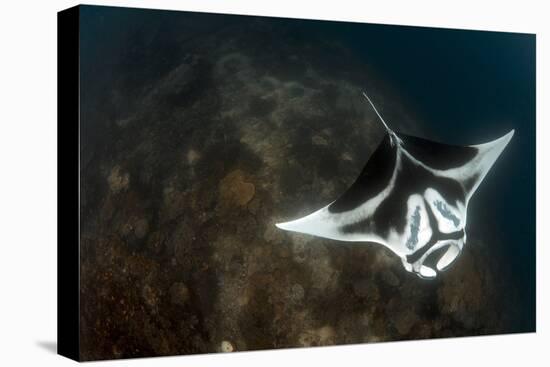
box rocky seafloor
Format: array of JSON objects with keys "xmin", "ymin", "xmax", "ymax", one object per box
[{"xmin": 78, "ymin": 12, "xmax": 524, "ymax": 360}]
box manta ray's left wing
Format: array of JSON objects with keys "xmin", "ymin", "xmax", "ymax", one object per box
[{"xmin": 276, "ymin": 133, "xmax": 399, "ymax": 248}]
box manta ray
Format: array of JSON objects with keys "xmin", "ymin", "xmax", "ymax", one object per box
[{"xmin": 276, "ymin": 91, "xmax": 514, "ymax": 279}]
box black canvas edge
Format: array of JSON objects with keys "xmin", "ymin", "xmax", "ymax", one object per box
[{"xmin": 57, "ymin": 5, "xmax": 81, "ymax": 362}]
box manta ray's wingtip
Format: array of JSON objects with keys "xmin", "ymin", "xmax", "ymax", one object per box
[
  {"xmin": 504, "ymin": 129, "xmax": 515, "ymax": 141},
  {"xmin": 275, "ymin": 208, "xmax": 331, "ymax": 236},
  {"xmin": 495, "ymin": 129, "xmax": 515, "ymax": 151},
  {"xmin": 275, "ymin": 220, "xmax": 297, "ymax": 232},
  {"xmin": 499, "ymin": 128, "xmax": 515, "ymax": 142},
  {"xmin": 473, "ymin": 128, "xmax": 515, "ymax": 150},
  {"xmin": 494, "ymin": 129, "xmax": 515, "ymax": 149},
  {"xmin": 275, "ymin": 222, "xmax": 286, "ymax": 230}
]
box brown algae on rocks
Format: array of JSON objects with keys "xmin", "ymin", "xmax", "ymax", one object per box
[{"xmin": 219, "ymin": 170, "xmax": 256, "ymax": 207}]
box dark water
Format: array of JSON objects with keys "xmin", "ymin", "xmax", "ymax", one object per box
[
  {"xmin": 77, "ymin": 5, "xmax": 535, "ymax": 360},
  {"xmin": 333, "ymin": 22, "xmax": 536, "ymax": 330}
]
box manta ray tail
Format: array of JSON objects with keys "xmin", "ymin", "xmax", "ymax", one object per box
[{"xmin": 362, "ymin": 90, "xmax": 402, "ymax": 146}]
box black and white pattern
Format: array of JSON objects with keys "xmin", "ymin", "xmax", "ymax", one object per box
[{"xmin": 276, "ymin": 92, "xmax": 514, "ymax": 279}]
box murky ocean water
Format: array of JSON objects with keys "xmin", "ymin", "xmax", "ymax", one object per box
[{"xmin": 78, "ymin": 5, "xmax": 535, "ymax": 360}]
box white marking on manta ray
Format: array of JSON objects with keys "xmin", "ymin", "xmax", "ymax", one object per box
[{"xmin": 276, "ymin": 91, "xmax": 513, "ymax": 279}]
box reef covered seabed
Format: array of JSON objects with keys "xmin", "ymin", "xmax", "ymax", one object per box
[{"xmin": 79, "ymin": 12, "xmax": 525, "ymax": 360}]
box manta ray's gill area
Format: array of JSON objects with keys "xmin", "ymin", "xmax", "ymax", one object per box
[
  {"xmin": 405, "ymin": 206, "xmax": 422, "ymax": 250},
  {"xmin": 78, "ymin": 7, "xmax": 528, "ymax": 360},
  {"xmin": 434, "ymin": 200, "xmax": 461, "ymax": 227},
  {"xmin": 405, "ymin": 198, "xmax": 465, "ymax": 265}
]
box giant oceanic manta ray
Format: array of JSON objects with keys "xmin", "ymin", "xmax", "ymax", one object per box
[{"xmin": 276, "ymin": 91, "xmax": 514, "ymax": 279}]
